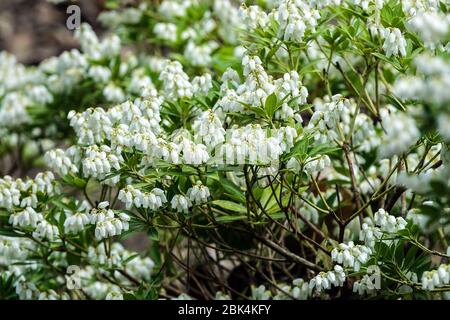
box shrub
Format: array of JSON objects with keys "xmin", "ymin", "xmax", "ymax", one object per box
[{"xmin": 0, "ymin": 0, "xmax": 449, "ymax": 300}]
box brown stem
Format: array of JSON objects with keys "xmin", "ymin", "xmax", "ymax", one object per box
[{"xmin": 342, "ymin": 143, "xmax": 363, "ymax": 226}]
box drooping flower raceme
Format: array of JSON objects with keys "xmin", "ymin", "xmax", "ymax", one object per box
[
  {"xmin": 118, "ymin": 186, "xmax": 168, "ymax": 210},
  {"xmin": 171, "ymin": 194, "xmax": 192, "ymax": 213},
  {"xmin": 187, "ymin": 182, "xmax": 210, "ymax": 205},
  {"xmin": 331, "ymin": 242, "xmax": 372, "ymax": 271}
]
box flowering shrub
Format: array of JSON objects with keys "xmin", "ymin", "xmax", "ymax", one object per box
[{"xmin": 0, "ymin": 0, "xmax": 450, "ymax": 300}]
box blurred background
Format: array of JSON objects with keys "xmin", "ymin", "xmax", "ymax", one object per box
[{"xmin": 0, "ymin": 0, "xmax": 106, "ymax": 64}]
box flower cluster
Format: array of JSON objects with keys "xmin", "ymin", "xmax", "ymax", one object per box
[
  {"xmin": 89, "ymin": 202, "xmax": 130, "ymax": 240},
  {"xmin": 422, "ymin": 264, "xmax": 450, "ymax": 290},
  {"xmin": 118, "ymin": 186, "xmax": 167, "ymax": 210},
  {"xmin": 186, "ymin": 182, "xmax": 210, "ymax": 205},
  {"xmin": 331, "ymin": 242, "xmax": 372, "ymax": 271},
  {"xmin": 0, "ymin": 0, "xmax": 449, "ymax": 301},
  {"xmin": 250, "ymin": 265, "xmax": 346, "ymax": 300}
]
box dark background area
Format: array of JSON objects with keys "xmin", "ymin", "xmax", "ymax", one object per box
[{"xmin": 0, "ymin": 0, "xmax": 106, "ymax": 64}]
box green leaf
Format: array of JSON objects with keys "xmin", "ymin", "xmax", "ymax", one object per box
[
  {"xmin": 284, "ymin": 134, "xmax": 311, "ymax": 161},
  {"xmin": 62, "ymin": 175, "xmax": 87, "ymax": 189},
  {"xmin": 51, "ymin": 199, "xmax": 73, "ymax": 211},
  {"xmin": 404, "ymin": 245, "xmax": 419, "ymax": 269},
  {"xmin": 0, "ymin": 229, "xmax": 24, "ymax": 237},
  {"xmin": 371, "ymin": 52, "xmax": 403, "ymax": 71},
  {"xmin": 383, "ymin": 94, "xmax": 407, "ymax": 111},
  {"xmin": 309, "ymin": 144, "xmax": 341, "ymax": 157},
  {"xmin": 147, "ymin": 227, "xmax": 159, "ymax": 241},
  {"xmin": 215, "ymin": 215, "xmax": 247, "ymax": 222},
  {"xmin": 240, "ymin": 101, "xmax": 267, "ymax": 118},
  {"xmin": 264, "ymin": 93, "xmax": 278, "ymax": 118},
  {"xmin": 123, "ymin": 293, "xmax": 137, "ymax": 300},
  {"xmin": 265, "ymin": 42, "xmax": 283, "ymax": 63},
  {"xmin": 123, "ymin": 253, "xmax": 140, "ymax": 265},
  {"xmin": 149, "ymin": 241, "xmax": 162, "ymax": 267},
  {"xmin": 219, "ymin": 176, "xmax": 246, "ymax": 203},
  {"xmin": 105, "ymin": 0, "xmax": 120, "ymax": 9},
  {"xmin": 212, "ymin": 200, "xmax": 247, "ymax": 214}
]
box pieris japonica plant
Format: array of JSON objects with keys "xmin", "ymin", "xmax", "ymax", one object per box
[{"xmin": 0, "ymin": 0, "xmax": 449, "ymax": 300}]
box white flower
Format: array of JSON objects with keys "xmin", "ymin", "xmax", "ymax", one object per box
[
  {"xmin": 69, "ymin": 108, "xmax": 112, "ymax": 145},
  {"xmin": 215, "ymin": 125, "xmax": 284, "ymax": 165},
  {"xmin": 438, "ymin": 114, "xmax": 450, "ymax": 142},
  {"xmin": 192, "ymin": 73, "xmax": 213, "ymax": 96},
  {"xmin": 331, "ymin": 241, "xmax": 372, "ymax": 271},
  {"xmin": 75, "ymin": 23, "xmax": 121, "ymax": 60},
  {"xmin": 88, "ymin": 66, "xmax": 111, "ymax": 83},
  {"xmin": 0, "ymin": 178, "xmax": 21, "ymax": 210},
  {"xmin": 81, "ymin": 145, "xmax": 122, "ymax": 183},
  {"xmin": 15, "ymin": 280, "xmax": 39, "ymax": 300},
  {"xmin": 118, "ymin": 186, "xmax": 167, "ymax": 210},
  {"xmin": 353, "ymin": 273, "xmax": 379, "ymax": 296},
  {"xmin": 303, "ymin": 154, "xmax": 331, "ymax": 174},
  {"xmin": 27, "ymin": 85, "xmax": 53, "ymax": 105},
  {"xmin": 171, "ymin": 195, "xmax": 192, "ymax": 213},
  {"xmin": 213, "ymin": 0, "xmax": 242, "ymax": 44},
  {"xmin": 192, "ymin": 110, "xmax": 225, "ymax": 148},
  {"xmin": 374, "ymin": 208, "xmax": 407, "ymax": 233},
  {"xmin": 0, "ymin": 92, "xmax": 31, "ymax": 128},
  {"xmin": 221, "ymin": 67, "xmax": 240, "ymax": 91},
  {"xmin": 151, "ymin": 140, "xmax": 180, "ymax": 164},
  {"xmin": 94, "ymin": 214, "xmax": 129, "ymax": 240},
  {"xmin": 307, "ymin": 95, "xmax": 356, "ymax": 143},
  {"xmin": 186, "ymin": 182, "xmax": 210, "ymax": 205},
  {"xmin": 251, "ymin": 285, "xmax": 272, "ymax": 300},
  {"xmin": 382, "ymin": 27, "xmax": 407, "ymax": 57},
  {"xmin": 287, "ymin": 157, "xmax": 301, "ymax": 173},
  {"xmin": 408, "ymin": 12, "xmax": 450, "ymax": 50},
  {"xmin": 159, "ymin": 0, "xmax": 191, "ymax": 18},
  {"xmin": 88, "ymin": 202, "xmax": 130, "ymax": 239},
  {"xmin": 379, "ymin": 109, "xmax": 420, "ymax": 158},
  {"xmin": 45, "ymin": 149, "xmax": 78, "ymax": 176},
  {"xmin": 128, "ymin": 68, "xmax": 154, "ymax": 96},
  {"xmin": 33, "ymin": 172, "xmax": 56, "ymax": 194},
  {"xmin": 9, "ymin": 207, "xmax": 43, "ymax": 229},
  {"xmin": 276, "ymin": 0, "xmax": 320, "ymax": 42},
  {"xmin": 154, "ymin": 23, "xmax": 177, "ymax": 43},
  {"xmin": 240, "ymin": 5, "xmax": 269, "ymax": 30},
  {"xmin": 159, "ymin": 60, "xmax": 193, "ymax": 99},
  {"xmin": 359, "ymin": 222, "xmax": 381, "ymax": 247},
  {"xmin": 64, "ymin": 212, "xmax": 91, "ymax": 234},
  {"xmin": 99, "ymin": 5, "xmax": 144, "ymax": 27},
  {"xmin": 184, "ymin": 41, "xmax": 218, "ymax": 67},
  {"xmin": 180, "ymin": 139, "xmax": 210, "ymax": 165},
  {"xmin": 291, "ymin": 279, "xmax": 310, "ymax": 300},
  {"xmin": 422, "ymin": 264, "xmax": 450, "ymax": 290},
  {"xmin": 308, "ymin": 265, "xmax": 346, "ymax": 295},
  {"xmin": 103, "ymin": 83, "xmax": 125, "ymax": 103},
  {"xmin": 394, "ymin": 53, "xmax": 450, "ymax": 107},
  {"xmin": 121, "ymin": 256, "xmax": 154, "ymax": 282},
  {"xmin": 89, "ymin": 206, "xmax": 114, "ymax": 224},
  {"xmin": 32, "ymin": 220, "xmax": 59, "ymax": 241},
  {"xmin": 214, "ymin": 89, "xmax": 244, "ymax": 113},
  {"xmin": 0, "ymin": 236, "xmax": 33, "ymax": 262}
]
